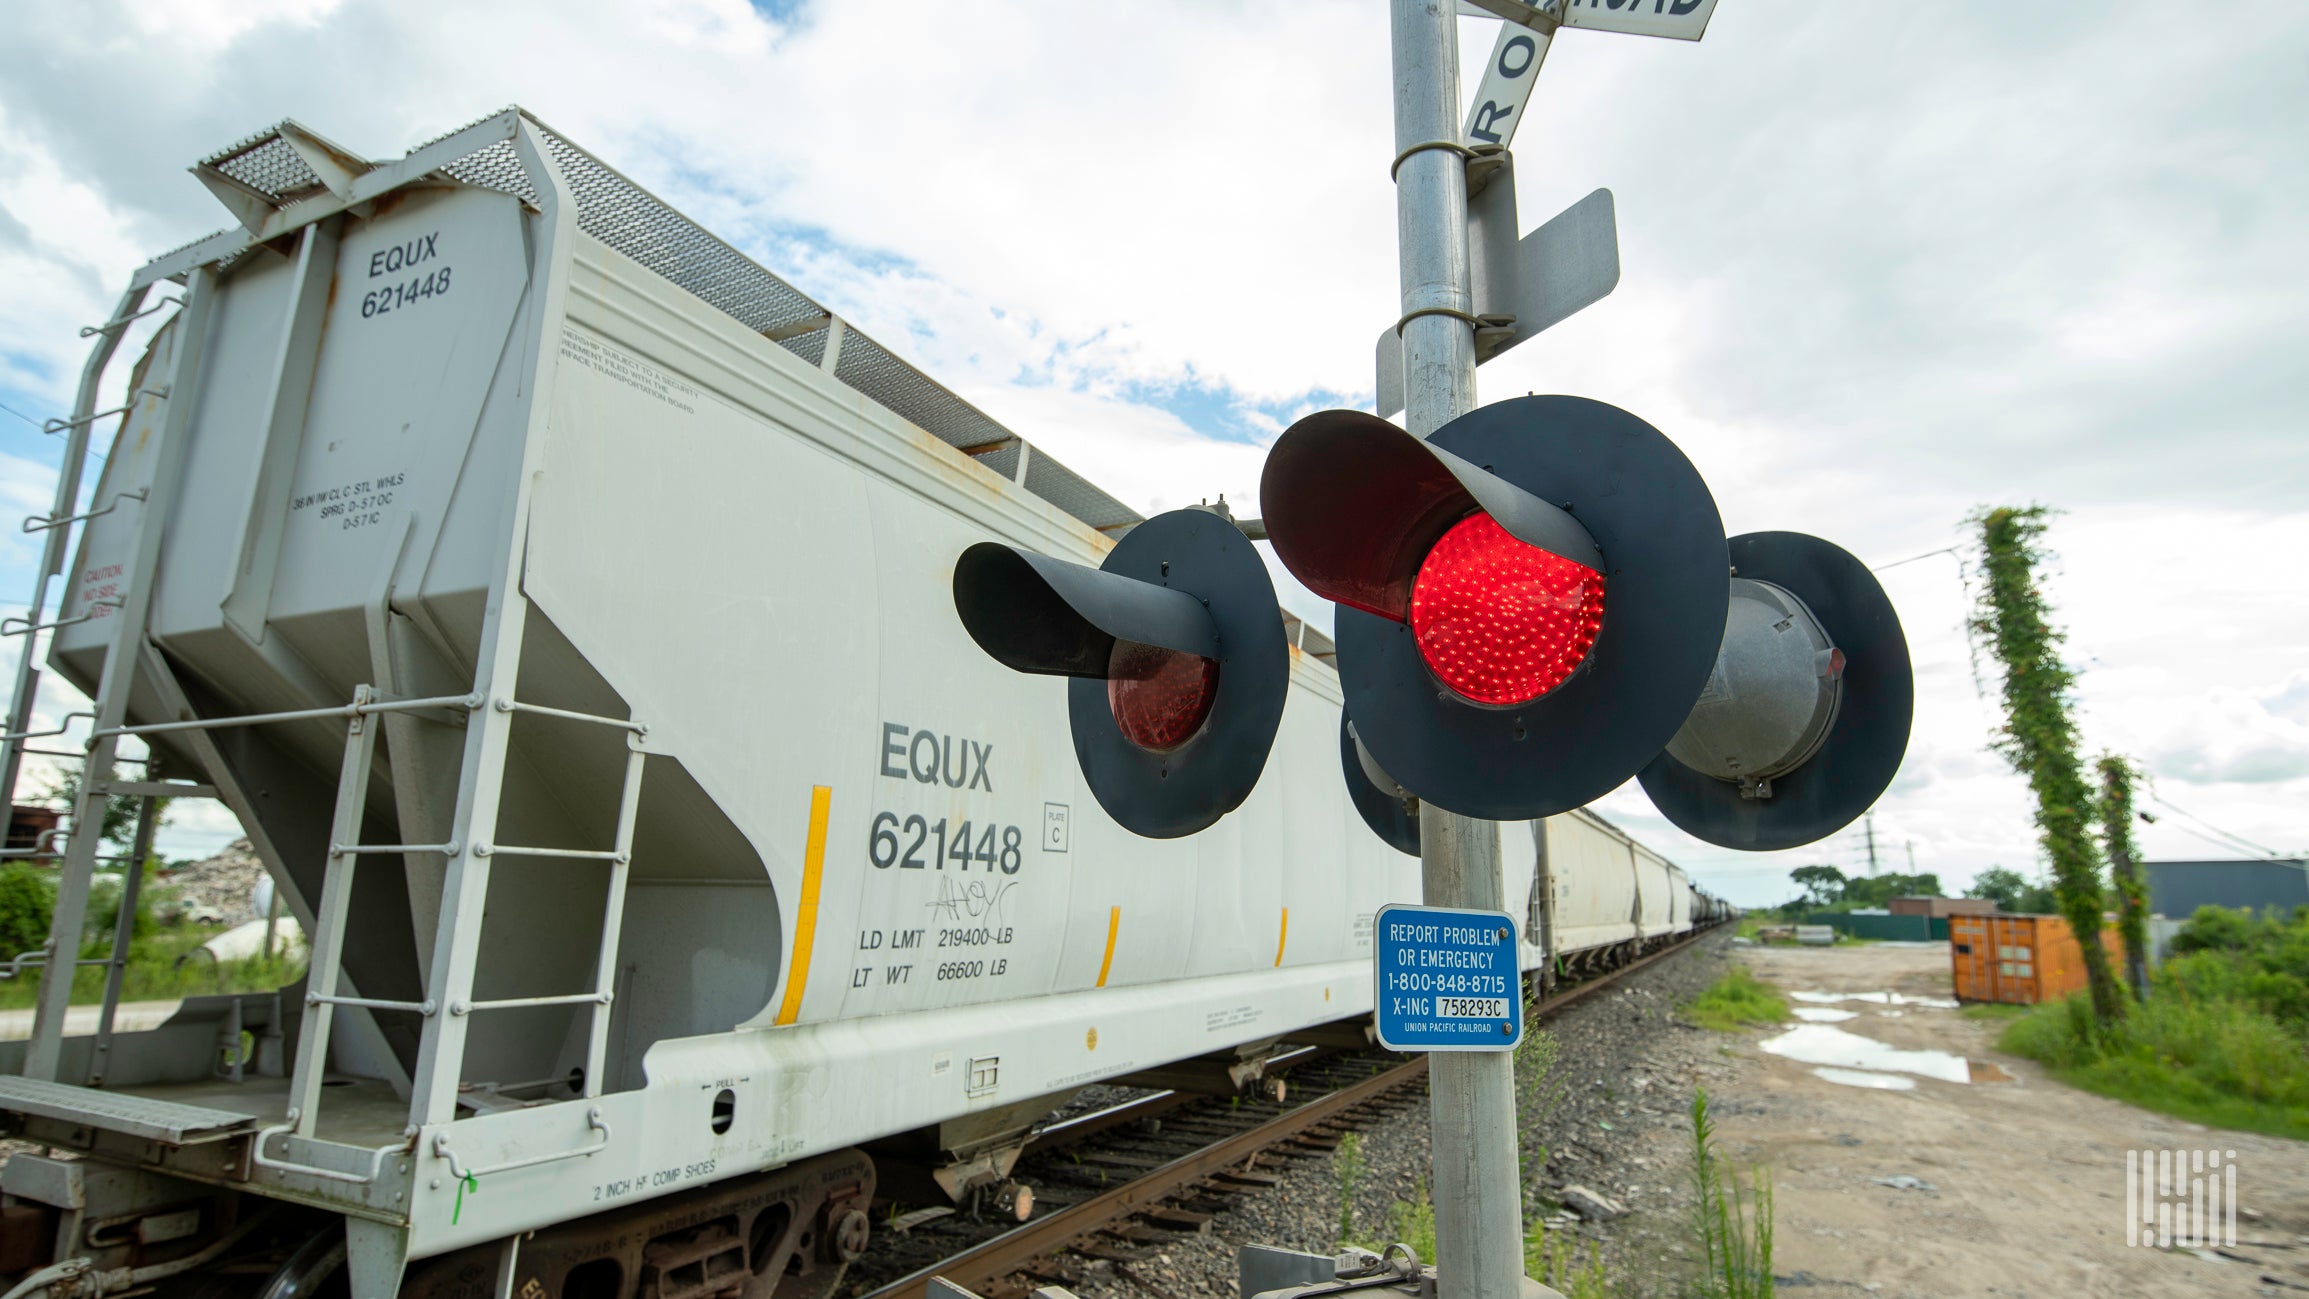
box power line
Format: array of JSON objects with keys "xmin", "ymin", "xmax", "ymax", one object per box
[
  {"xmin": 1872, "ymin": 545, "xmax": 1960, "ymax": 573},
  {"xmin": 2163, "ymin": 821, "xmax": 2284, "ymax": 862},
  {"xmin": 0, "ymin": 399, "xmax": 49, "ymax": 429},
  {"xmin": 2145, "ymin": 787, "xmax": 2288, "ymax": 861}
]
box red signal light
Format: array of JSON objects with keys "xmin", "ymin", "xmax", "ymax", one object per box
[
  {"xmin": 1410, "ymin": 512, "xmax": 1606, "ymax": 706},
  {"xmin": 1108, "ymin": 640, "xmax": 1220, "ymax": 752}
]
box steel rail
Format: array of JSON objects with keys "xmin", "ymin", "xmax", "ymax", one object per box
[
  {"xmin": 863, "ymin": 1054, "xmax": 1427, "ymax": 1299},
  {"xmin": 1024, "ymin": 1044, "xmax": 1325, "ymax": 1156},
  {"xmin": 862, "ymin": 922, "xmax": 1727, "ymax": 1299}
]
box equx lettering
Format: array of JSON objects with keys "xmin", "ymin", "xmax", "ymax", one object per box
[
  {"xmin": 369, "ymin": 232, "xmax": 440, "ymax": 279},
  {"xmin": 879, "ymin": 722, "xmax": 993, "ymax": 791}
]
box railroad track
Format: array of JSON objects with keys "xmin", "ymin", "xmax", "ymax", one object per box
[{"xmin": 851, "ymin": 926, "xmax": 1725, "ymax": 1299}]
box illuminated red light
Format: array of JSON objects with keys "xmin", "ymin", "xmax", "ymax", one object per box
[
  {"xmin": 1108, "ymin": 640, "xmax": 1221, "ymax": 751},
  {"xmin": 1409, "ymin": 512, "xmax": 1606, "ymax": 706}
]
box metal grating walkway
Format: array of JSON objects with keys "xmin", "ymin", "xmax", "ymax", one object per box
[{"xmin": 147, "ymin": 110, "xmax": 1145, "ymax": 535}]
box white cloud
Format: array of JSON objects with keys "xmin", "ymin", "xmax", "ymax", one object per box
[
  {"xmin": 120, "ymin": 0, "xmax": 347, "ymax": 52},
  {"xmin": 0, "ymin": 0, "xmax": 2302, "ymax": 885}
]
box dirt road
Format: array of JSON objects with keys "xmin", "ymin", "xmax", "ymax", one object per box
[
  {"xmin": 1665, "ymin": 941, "xmax": 2309, "ymax": 1297},
  {"xmin": 0, "ymin": 999, "xmax": 181, "ymax": 1040}
]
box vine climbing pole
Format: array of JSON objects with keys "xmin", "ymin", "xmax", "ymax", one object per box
[
  {"xmin": 1968, "ymin": 505, "xmax": 2127, "ymax": 1028},
  {"xmin": 2096, "ymin": 755, "xmax": 2151, "ymax": 1002}
]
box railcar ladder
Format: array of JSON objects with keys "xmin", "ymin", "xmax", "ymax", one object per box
[
  {"xmin": 0, "ymin": 272, "xmax": 219, "ymax": 1088},
  {"xmin": 257, "ymin": 688, "xmax": 648, "ymax": 1183},
  {"xmin": 7, "ymin": 114, "xmax": 627, "ymax": 1194},
  {"xmin": 0, "ymin": 279, "xmax": 174, "ymax": 827},
  {"xmin": 5, "ymin": 266, "xmax": 221, "ymax": 1084}
]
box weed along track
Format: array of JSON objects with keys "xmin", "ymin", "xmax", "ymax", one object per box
[{"xmin": 849, "ymin": 925, "xmax": 1728, "ymax": 1299}]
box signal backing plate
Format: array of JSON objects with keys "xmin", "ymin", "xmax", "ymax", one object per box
[
  {"xmin": 1069, "ymin": 508, "xmax": 1288, "ymax": 838},
  {"xmin": 1337, "ymin": 395, "xmax": 1728, "ymax": 821},
  {"xmin": 1341, "ymin": 712, "xmax": 1420, "ymax": 856},
  {"xmin": 1638, "ymin": 531, "xmax": 1913, "ymax": 851}
]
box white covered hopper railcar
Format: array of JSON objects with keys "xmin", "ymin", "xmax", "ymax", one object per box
[{"xmin": 0, "ymin": 111, "xmax": 1721, "ymax": 1299}]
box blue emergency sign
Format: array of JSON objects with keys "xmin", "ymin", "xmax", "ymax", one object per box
[{"xmin": 1373, "ymin": 903, "xmax": 1524, "ymax": 1052}]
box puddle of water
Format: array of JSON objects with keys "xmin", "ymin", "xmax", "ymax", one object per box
[
  {"xmin": 1761, "ymin": 1024, "xmax": 1972, "ymax": 1083},
  {"xmin": 1791, "ymin": 1007, "xmax": 1859, "ymax": 1022},
  {"xmin": 1790, "ymin": 990, "xmax": 1959, "ymax": 1009},
  {"xmin": 1814, "ymin": 1066, "xmax": 1916, "ymax": 1091}
]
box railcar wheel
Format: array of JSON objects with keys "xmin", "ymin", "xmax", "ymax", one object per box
[{"xmin": 256, "ymin": 1234, "xmax": 347, "ymax": 1299}]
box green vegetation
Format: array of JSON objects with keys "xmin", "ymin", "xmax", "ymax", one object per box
[
  {"xmin": 1332, "ymin": 1132, "xmax": 1365, "ymax": 1244},
  {"xmin": 1959, "ymin": 1002, "xmax": 2027, "ymax": 1021},
  {"xmin": 1689, "ymin": 1088, "xmax": 1773, "ymax": 1299},
  {"xmin": 1341, "ymin": 1179, "xmax": 1438, "ymax": 1261},
  {"xmin": 1998, "ymin": 906, "xmax": 2309, "ymax": 1140},
  {"xmin": 0, "ymin": 862, "xmax": 52, "ymax": 958},
  {"xmin": 1969, "ymin": 505, "xmax": 2125, "ymax": 1028},
  {"xmin": 0, "ymin": 859, "xmax": 299, "ymax": 1010},
  {"xmin": 0, "ymin": 926, "xmax": 302, "ymax": 1010},
  {"xmin": 1524, "ymin": 1217, "xmax": 1612, "ymax": 1298},
  {"xmin": 1786, "ymin": 865, "xmax": 1947, "ymax": 912},
  {"xmin": 32, "ymin": 764, "xmax": 173, "ymax": 852},
  {"xmin": 1684, "ymin": 967, "xmax": 1788, "ymax": 1032},
  {"xmin": 2168, "ymin": 906, "xmax": 2309, "ymax": 1025},
  {"xmin": 1787, "ymin": 864, "xmax": 1845, "ymax": 909},
  {"xmin": 1963, "ymin": 866, "xmax": 2058, "ymax": 915},
  {"xmin": 2094, "ymin": 755, "xmax": 2151, "ymax": 999},
  {"xmin": 1384, "ymin": 1184, "xmax": 1438, "ymax": 1263}
]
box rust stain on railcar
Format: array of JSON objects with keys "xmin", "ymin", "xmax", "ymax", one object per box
[{"xmin": 889, "ymin": 416, "xmax": 1117, "ymax": 558}]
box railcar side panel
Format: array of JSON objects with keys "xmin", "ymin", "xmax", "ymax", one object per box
[{"xmin": 1544, "ymin": 812, "xmax": 1640, "ymax": 955}]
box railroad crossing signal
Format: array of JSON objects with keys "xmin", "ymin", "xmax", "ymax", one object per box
[
  {"xmin": 1264, "ymin": 403, "xmax": 1915, "ymax": 839},
  {"xmin": 952, "ymin": 506, "xmax": 1287, "ymax": 838},
  {"xmin": 1638, "ymin": 530, "xmax": 1913, "ymax": 850},
  {"xmin": 1261, "ymin": 395, "xmax": 1728, "ymax": 822}
]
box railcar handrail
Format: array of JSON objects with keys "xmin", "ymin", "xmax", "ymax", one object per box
[{"xmin": 430, "ymin": 1105, "xmax": 612, "ymax": 1182}]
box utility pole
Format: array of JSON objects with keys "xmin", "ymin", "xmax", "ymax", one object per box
[
  {"xmin": 1864, "ymin": 814, "xmax": 1879, "ymax": 876},
  {"xmin": 1390, "ymin": 2, "xmax": 1523, "ymax": 1294}
]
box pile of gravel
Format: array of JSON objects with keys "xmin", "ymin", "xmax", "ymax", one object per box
[{"xmin": 159, "ymin": 837, "xmax": 267, "ymax": 924}]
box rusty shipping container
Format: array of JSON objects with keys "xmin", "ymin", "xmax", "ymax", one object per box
[{"xmin": 1949, "ymin": 913, "xmax": 2125, "ymax": 1005}]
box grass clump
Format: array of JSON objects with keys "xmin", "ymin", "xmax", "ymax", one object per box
[
  {"xmin": 1997, "ymin": 905, "xmax": 2309, "ymax": 1140},
  {"xmin": 1332, "ymin": 1132, "xmax": 1365, "ymax": 1245},
  {"xmin": 0, "ymin": 923, "xmax": 303, "ymax": 1010},
  {"xmin": 1689, "ymin": 1088, "xmax": 1773, "ymax": 1298},
  {"xmin": 1524, "ymin": 1216, "xmax": 1612, "ymax": 1298},
  {"xmin": 1684, "ymin": 967, "xmax": 1788, "ymax": 1031},
  {"xmin": 0, "ymin": 852, "xmax": 298, "ymax": 1080},
  {"xmin": 1339, "ymin": 1174, "xmax": 1437, "ymax": 1273},
  {"xmin": 1349, "ymin": 1181, "xmax": 1437, "ymax": 1262}
]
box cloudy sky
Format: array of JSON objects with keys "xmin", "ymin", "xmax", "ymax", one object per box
[{"xmin": 2, "ymin": 0, "xmax": 2303, "ymax": 904}]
